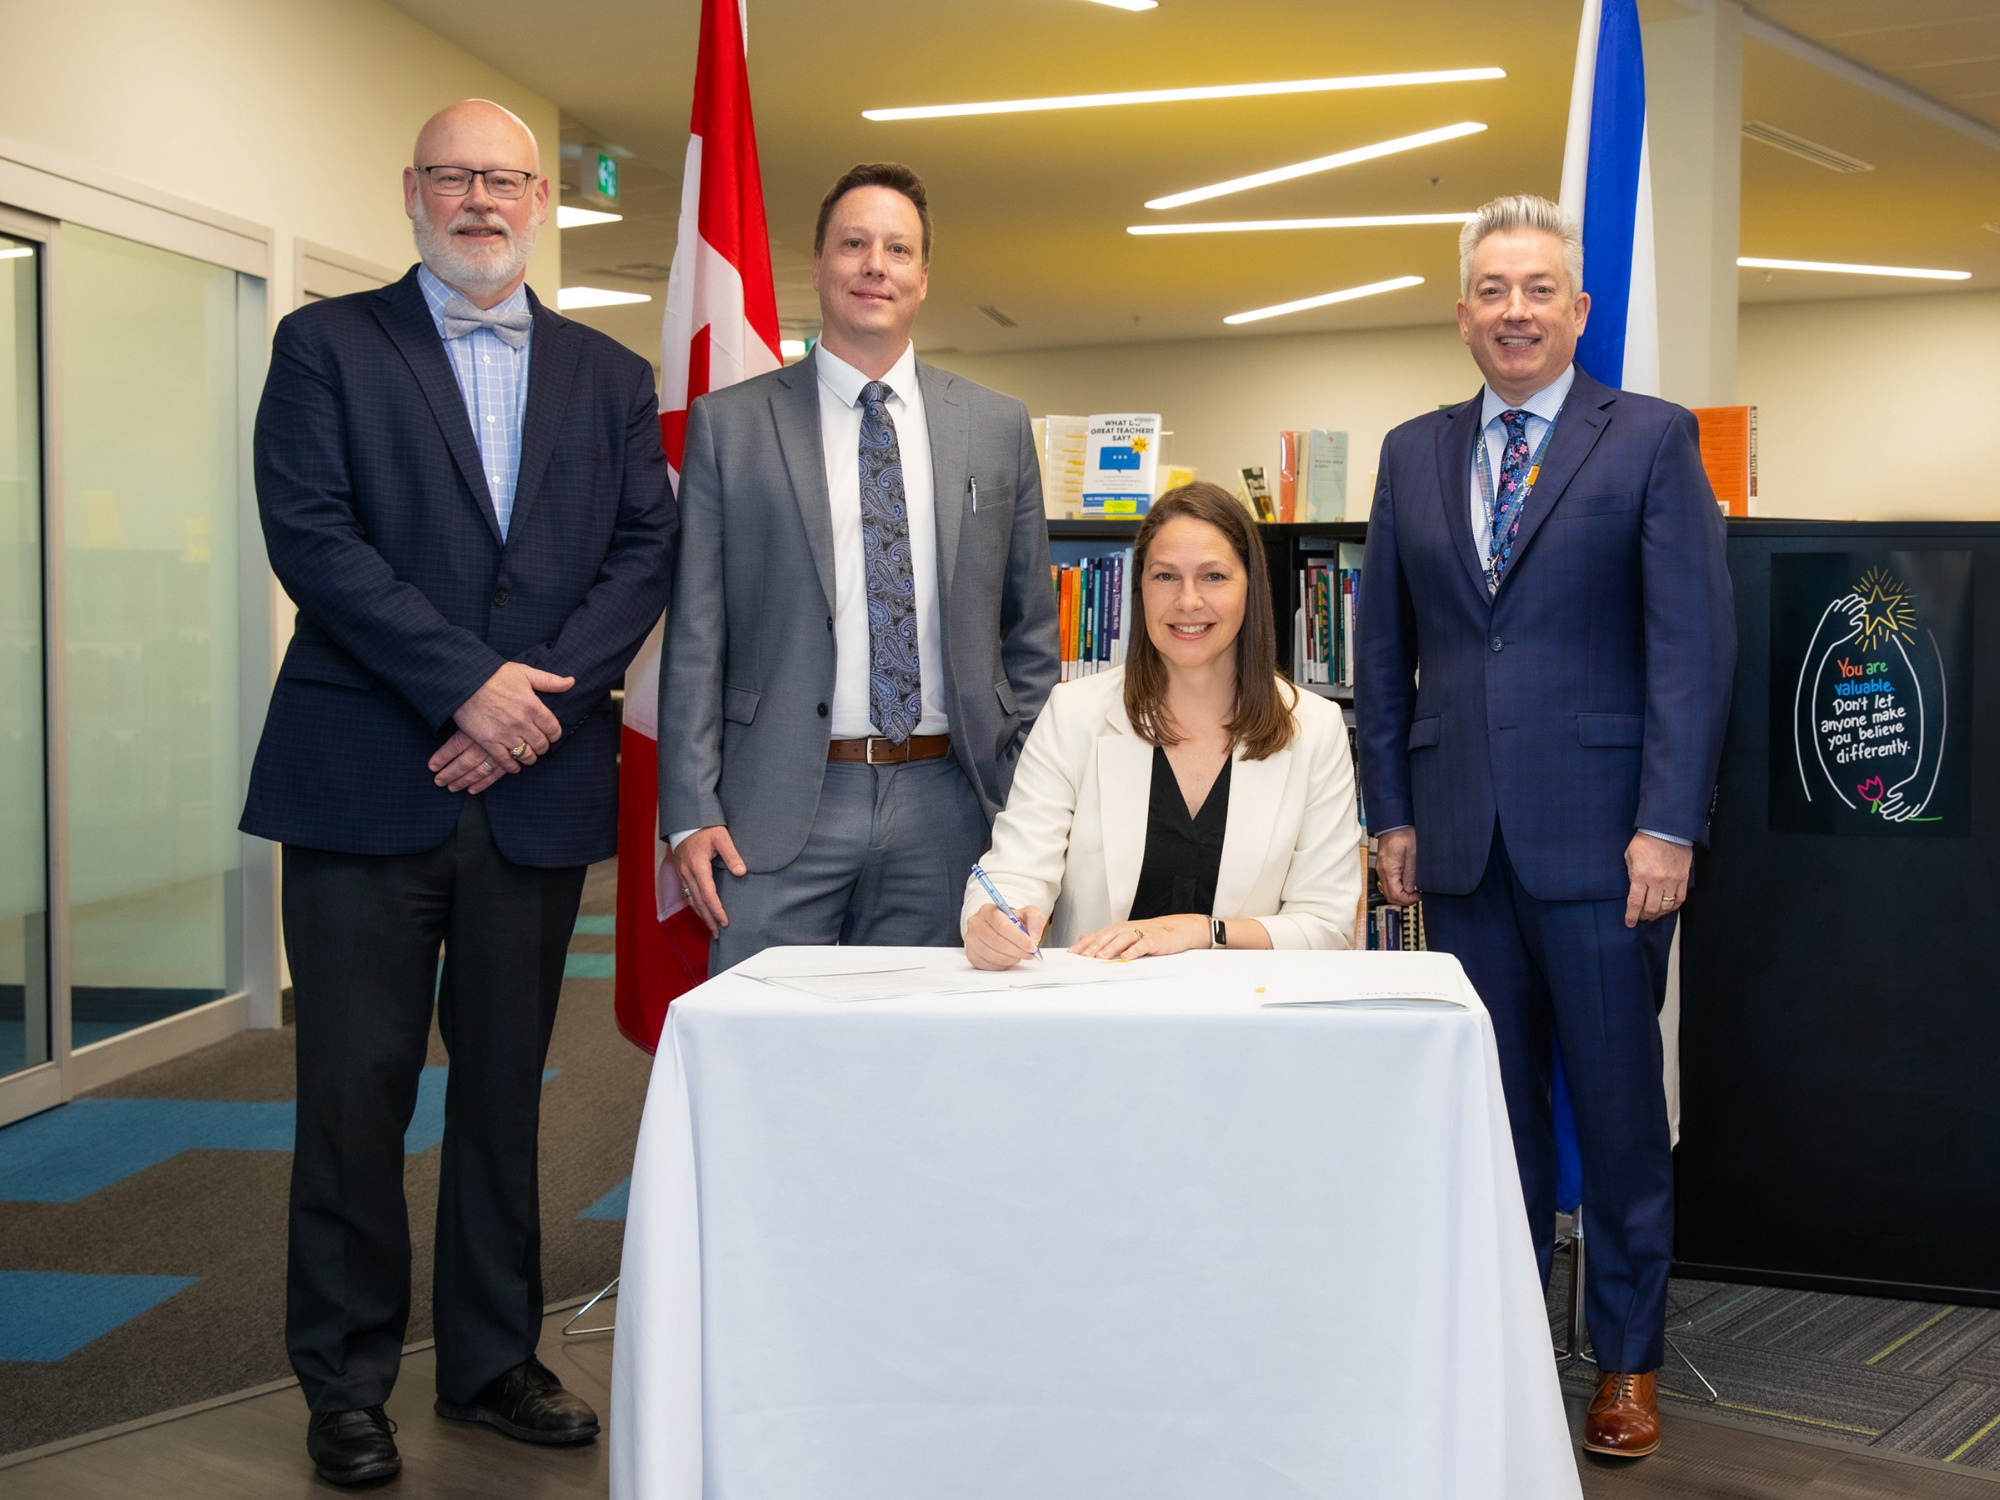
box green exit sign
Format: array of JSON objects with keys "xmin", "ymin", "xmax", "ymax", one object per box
[{"xmin": 595, "ymin": 152, "xmax": 618, "ymax": 202}]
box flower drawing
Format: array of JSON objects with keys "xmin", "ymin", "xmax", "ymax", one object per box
[{"xmin": 1857, "ymin": 776, "xmax": 1885, "ymax": 802}]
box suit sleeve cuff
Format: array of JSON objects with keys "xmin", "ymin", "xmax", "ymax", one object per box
[{"xmin": 1638, "ymin": 828, "xmax": 1692, "ymax": 846}]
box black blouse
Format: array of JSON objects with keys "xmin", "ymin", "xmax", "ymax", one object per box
[{"xmin": 1128, "ymin": 745, "xmax": 1231, "ymax": 922}]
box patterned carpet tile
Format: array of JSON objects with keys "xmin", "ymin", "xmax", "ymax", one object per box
[
  {"xmin": 1876, "ymin": 1379, "xmax": 2000, "ymax": 1464},
  {"xmin": 1876, "ymin": 1308, "xmax": 2000, "ymax": 1379}
]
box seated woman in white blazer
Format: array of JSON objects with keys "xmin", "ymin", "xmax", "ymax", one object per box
[{"xmin": 964, "ymin": 482, "xmax": 1361, "ymax": 968}]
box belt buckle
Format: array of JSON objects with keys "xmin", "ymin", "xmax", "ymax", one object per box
[{"xmin": 865, "ymin": 737, "xmax": 900, "ymax": 765}]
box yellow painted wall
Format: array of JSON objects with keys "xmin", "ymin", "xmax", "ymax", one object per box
[
  {"xmin": 934, "ymin": 289, "xmax": 2000, "ymax": 521},
  {"xmin": 0, "ymin": 0, "xmax": 560, "ymax": 309}
]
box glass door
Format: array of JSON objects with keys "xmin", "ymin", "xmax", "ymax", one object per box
[{"xmin": 0, "ymin": 219, "xmax": 50, "ymax": 1095}]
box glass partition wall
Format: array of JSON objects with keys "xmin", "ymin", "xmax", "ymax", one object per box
[
  {"xmin": 0, "ymin": 205, "xmax": 266, "ymax": 1126},
  {"xmin": 0, "ymin": 228, "xmax": 48, "ymax": 1084}
]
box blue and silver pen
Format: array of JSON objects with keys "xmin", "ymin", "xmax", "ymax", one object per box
[{"xmin": 970, "ymin": 863, "xmax": 1040, "ymax": 958}]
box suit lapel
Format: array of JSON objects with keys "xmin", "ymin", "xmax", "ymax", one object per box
[
  {"xmin": 372, "ymin": 270, "xmax": 502, "ymax": 545},
  {"xmin": 502, "ymin": 292, "xmax": 578, "ymax": 546},
  {"xmin": 919, "ymin": 361, "xmax": 968, "ymax": 602},
  {"xmin": 1096, "ymin": 705, "xmax": 1154, "ymax": 923},
  {"xmin": 1495, "ymin": 369, "xmax": 1614, "ymax": 594},
  {"xmin": 1434, "ymin": 389, "xmax": 1489, "ymax": 599},
  {"xmin": 771, "ymin": 353, "xmax": 836, "ymax": 612},
  {"xmin": 1213, "ymin": 744, "xmax": 1291, "ymax": 918}
]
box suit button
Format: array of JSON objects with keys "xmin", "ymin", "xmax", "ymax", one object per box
[
  {"xmin": 1490, "ymin": 636, "xmax": 1503, "ymax": 652},
  {"xmin": 493, "ymin": 590, "xmax": 510, "ymax": 607},
  {"xmin": 827, "ymin": 615, "xmax": 834, "ymax": 631},
  {"xmin": 817, "ymin": 702, "xmax": 828, "ymax": 717}
]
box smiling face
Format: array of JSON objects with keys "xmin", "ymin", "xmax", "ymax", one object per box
[
  {"xmin": 403, "ymin": 100, "xmax": 548, "ymax": 307},
  {"xmin": 811, "ymin": 185, "xmax": 929, "ymax": 366},
  {"xmin": 1456, "ymin": 227, "xmax": 1590, "ymax": 405},
  {"xmin": 1140, "ymin": 517, "xmax": 1249, "ymax": 679}
]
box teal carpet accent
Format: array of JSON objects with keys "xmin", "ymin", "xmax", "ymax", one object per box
[{"xmin": 0, "ymin": 1272, "xmax": 198, "ymax": 1362}]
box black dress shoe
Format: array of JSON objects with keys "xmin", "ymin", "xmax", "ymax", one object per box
[
  {"xmin": 307, "ymin": 1405, "xmax": 400, "ymax": 1485},
  {"xmin": 434, "ymin": 1356, "xmax": 599, "ymax": 1445}
]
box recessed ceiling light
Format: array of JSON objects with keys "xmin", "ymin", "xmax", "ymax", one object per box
[
  {"xmin": 780, "ymin": 339, "xmax": 809, "ymax": 358},
  {"xmin": 1224, "ymin": 275, "xmax": 1425, "ymax": 325},
  {"xmin": 1147, "ymin": 123, "xmax": 1487, "ymax": 211},
  {"xmin": 0, "ymin": 246, "xmax": 32, "ymax": 260},
  {"xmin": 1083, "ymin": 0, "xmax": 1158, "ymax": 9},
  {"xmin": 557, "ymin": 287, "xmax": 652, "ymax": 309},
  {"xmin": 863, "ymin": 69, "xmax": 1505, "ymax": 122},
  {"xmin": 1130, "ymin": 213, "xmax": 1476, "ymax": 235},
  {"xmin": 557, "ymin": 206, "xmax": 623, "ymax": 229},
  {"xmin": 1737, "ymin": 256, "xmax": 1969, "ymax": 281}
]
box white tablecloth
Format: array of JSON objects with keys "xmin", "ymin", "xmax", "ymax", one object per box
[{"xmin": 610, "ymin": 948, "xmax": 1579, "ymax": 1500}]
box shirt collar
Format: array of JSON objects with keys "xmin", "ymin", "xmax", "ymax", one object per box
[
  {"xmin": 417, "ymin": 263, "xmax": 530, "ymax": 333},
  {"xmin": 1480, "ymin": 362, "xmax": 1575, "ymax": 429},
  {"xmin": 815, "ymin": 341, "xmax": 919, "ymax": 409}
]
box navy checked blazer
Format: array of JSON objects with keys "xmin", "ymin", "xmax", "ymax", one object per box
[
  {"xmin": 241, "ymin": 267, "xmax": 677, "ymax": 868},
  {"xmin": 1355, "ymin": 366, "xmax": 1735, "ymax": 902}
]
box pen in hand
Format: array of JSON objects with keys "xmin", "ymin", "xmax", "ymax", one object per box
[{"xmin": 970, "ymin": 863, "xmax": 1040, "ymax": 959}]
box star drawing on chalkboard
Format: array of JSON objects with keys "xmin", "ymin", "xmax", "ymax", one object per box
[{"xmin": 1851, "ymin": 567, "xmax": 1917, "ymax": 653}]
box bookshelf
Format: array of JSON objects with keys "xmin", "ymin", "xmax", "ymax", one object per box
[
  {"xmin": 1049, "ymin": 519, "xmax": 1368, "ymax": 707},
  {"xmin": 1048, "ymin": 517, "xmax": 1409, "ymax": 951}
]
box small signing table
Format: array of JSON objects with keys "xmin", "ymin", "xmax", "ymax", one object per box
[{"xmin": 609, "ymin": 947, "xmax": 1579, "ymax": 1500}]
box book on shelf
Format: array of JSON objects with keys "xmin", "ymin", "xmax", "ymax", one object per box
[
  {"xmin": 1276, "ymin": 429, "xmax": 1350, "ymax": 522},
  {"xmin": 1238, "ymin": 465, "xmax": 1276, "ymax": 522},
  {"xmin": 1691, "ymin": 404, "xmax": 1756, "ymax": 515},
  {"xmin": 1039, "ymin": 414, "xmax": 1089, "ymax": 518},
  {"xmin": 1293, "ymin": 543, "xmax": 1364, "ymax": 686},
  {"xmin": 1081, "ymin": 413, "xmax": 1162, "ymax": 518},
  {"xmin": 1050, "ymin": 547, "xmax": 1133, "ymax": 682}
]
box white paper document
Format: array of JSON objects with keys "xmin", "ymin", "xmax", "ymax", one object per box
[{"xmin": 733, "ymin": 947, "xmax": 1202, "ymax": 1003}]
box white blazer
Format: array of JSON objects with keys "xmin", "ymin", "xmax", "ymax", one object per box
[{"xmin": 963, "ymin": 666, "xmax": 1363, "ymax": 950}]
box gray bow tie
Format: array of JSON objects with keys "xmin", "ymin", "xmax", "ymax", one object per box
[{"xmin": 439, "ymin": 296, "xmax": 532, "ymax": 349}]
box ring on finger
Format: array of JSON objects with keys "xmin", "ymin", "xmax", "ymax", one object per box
[
  {"xmin": 510, "ymin": 742, "xmax": 529, "ymax": 760},
  {"xmin": 479, "ymin": 758, "xmax": 493, "ymax": 773}
]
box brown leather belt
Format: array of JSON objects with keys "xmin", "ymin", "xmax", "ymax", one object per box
[{"xmin": 827, "ymin": 734, "xmax": 952, "ymax": 764}]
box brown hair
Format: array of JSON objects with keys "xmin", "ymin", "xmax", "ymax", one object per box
[
  {"xmin": 1123, "ymin": 481, "xmax": 1298, "ymax": 760},
  {"xmin": 814, "ymin": 162, "xmax": 932, "ymax": 262}
]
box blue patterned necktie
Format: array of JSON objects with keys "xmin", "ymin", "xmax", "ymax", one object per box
[
  {"xmin": 857, "ymin": 380, "xmax": 922, "ymax": 742},
  {"xmin": 1486, "ymin": 408, "xmax": 1534, "ymax": 591}
]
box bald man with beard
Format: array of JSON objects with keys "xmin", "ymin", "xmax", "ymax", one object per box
[{"xmin": 241, "ymin": 99, "xmax": 675, "ymax": 1484}]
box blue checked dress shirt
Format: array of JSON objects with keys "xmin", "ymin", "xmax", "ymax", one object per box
[{"xmin": 419, "ymin": 264, "xmax": 531, "ymax": 538}]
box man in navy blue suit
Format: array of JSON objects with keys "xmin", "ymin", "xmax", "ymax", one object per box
[
  {"xmin": 1356, "ymin": 195, "xmax": 1733, "ymax": 1460},
  {"xmin": 241, "ymin": 99, "xmax": 674, "ymax": 1484}
]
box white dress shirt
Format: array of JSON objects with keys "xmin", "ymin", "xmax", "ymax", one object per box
[{"xmin": 815, "ymin": 342, "xmax": 948, "ymax": 739}]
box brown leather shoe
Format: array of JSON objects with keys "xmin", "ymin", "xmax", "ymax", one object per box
[{"xmin": 1583, "ymin": 1370, "xmax": 1660, "ymax": 1457}]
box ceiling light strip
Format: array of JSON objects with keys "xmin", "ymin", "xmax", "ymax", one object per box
[
  {"xmin": 1130, "ymin": 213, "xmax": 1476, "ymax": 235},
  {"xmin": 1147, "ymin": 123, "xmax": 1486, "ymax": 211},
  {"xmin": 557, "ymin": 287, "xmax": 653, "ymax": 310},
  {"xmin": 864, "ymin": 68, "xmax": 1505, "ymax": 122},
  {"xmin": 1738, "ymin": 256, "xmax": 1969, "ymax": 281},
  {"xmin": 1225, "ymin": 275, "xmax": 1424, "ymax": 325}
]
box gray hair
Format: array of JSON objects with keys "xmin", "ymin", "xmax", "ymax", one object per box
[{"xmin": 1458, "ymin": 195, "xmax": 1583, "ymax": 299}]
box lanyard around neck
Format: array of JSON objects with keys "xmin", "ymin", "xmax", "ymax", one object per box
[{"xmin": 1475, "ymin": 409, "xmax": 1562, "ymax": 571}]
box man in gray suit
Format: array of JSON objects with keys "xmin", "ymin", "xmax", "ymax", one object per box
[{"xmin": 661, "ymin": 162, "xmax": 1059, "ymax": 968}]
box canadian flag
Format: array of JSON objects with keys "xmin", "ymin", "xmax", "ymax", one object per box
[{"xmin": 614, "ymin": 0, "xmax": 781, "ymax": 1053}]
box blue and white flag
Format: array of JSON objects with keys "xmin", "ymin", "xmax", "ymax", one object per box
[{"xmin": 1560, "ymin": 0, "xmax": 1659, "ymax": 396}]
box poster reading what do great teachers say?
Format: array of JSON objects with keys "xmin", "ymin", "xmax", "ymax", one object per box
[{"xmin": 1768, "ymin": 550, "xmax": 1973, "ymax": 837}]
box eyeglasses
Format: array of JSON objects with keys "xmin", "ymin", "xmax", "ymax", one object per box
[{"xmin": 418, "ymin": 165, "xmax": 537, "ymax": 200}]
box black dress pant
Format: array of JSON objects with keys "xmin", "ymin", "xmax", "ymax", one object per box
[{"xmin": 283, "ymin": 799, "xmax": 586, "ymax": 1410}]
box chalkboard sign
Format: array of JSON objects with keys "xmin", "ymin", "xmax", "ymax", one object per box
[
  {"xmin": 1680, "ymin": 523, "xmax": 2000, "ymax": 1304},
  {"xmin": 1769, "ymin": 550, "xmax": 1973, "ymax": 836}
]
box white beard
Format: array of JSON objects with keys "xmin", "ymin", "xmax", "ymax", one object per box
[{"xmin": 413, "ymin": 207, "xmax": 538, "ymax": 302}]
